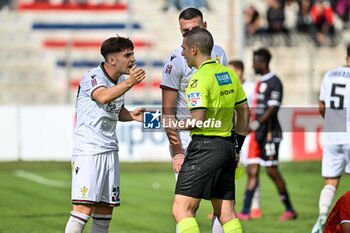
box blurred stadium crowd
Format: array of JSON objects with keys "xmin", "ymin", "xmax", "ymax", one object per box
[
  {"xmin": 244, "ymin": 0, "xmax": 349, "ymax": 47},
  {"xmin": 0, "ymin": 0, "xmax": 349, "ymax": 105}
]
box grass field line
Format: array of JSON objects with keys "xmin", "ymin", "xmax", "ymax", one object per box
[{"xmin": 14, "ymin": 170, "xmax": 70, "ymax": 189}]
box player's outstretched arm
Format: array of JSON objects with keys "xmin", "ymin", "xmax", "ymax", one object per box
[{"xmin": 118, "ymin": 105, "xmax": 145, "ymax": 122}]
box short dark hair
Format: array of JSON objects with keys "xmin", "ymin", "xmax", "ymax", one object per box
[
  {"xmin": 347, "ymin": 44, "xmax": 350, "ymax": 57},
  {"xmin": 228, "ymin": 60, "xmax": 244, "ymax": 72},
  {"xmin": 179, "ymin": 7, "xmax": 203, "ymax": 21},
  {"xmin": 183, "ymin": 27, "xmax": 213, "ymax": 56},
  {"xmin": 100, "ymin": 36, "xmax": 134, "ymax": 60},
  {"xmin": 253, "ymin": 47, "xmax": 272, "ymax": 64}
]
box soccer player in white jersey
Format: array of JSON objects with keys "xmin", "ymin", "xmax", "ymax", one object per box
[
  {"xmin": 65, "ymin": 36, "xmax": 146, "ymax": 233},
  {"xmin": 228, "ymin": 60, "xmax": 262, "ymax": 219},
  {"xmin": 311, "ymin": 44, "xmax": 350, "ymax": 233},
  {"xmin": 160, "ymin": 7, "xmax": 227, "ymax": 233}
]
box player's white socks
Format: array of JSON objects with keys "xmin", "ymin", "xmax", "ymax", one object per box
[
  {"xmin": 319, "ymin": 184, "xmax": 336, "ymax": 215},
  {"xmin": 90, "ymin": 214, "xmax": 112, "ymax": 233},
  {"xmin": 251, "ymin": 185, "xmax": 261, "ymax": 210},
  {"xmin": 211, "ymin": 215, "xmax": 224, "ymax": 233},
  {"xmin": 65, "ymin": 211, "xmax": 90, "ymax": 233}
]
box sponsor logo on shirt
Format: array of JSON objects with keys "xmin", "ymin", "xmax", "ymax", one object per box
[
  {"xmin": 188, "ymin": 92, "xmax": 202, "ymax": 107},
  {"xmin": 190, "ymin": 79, "xmax": 198, "ymax": 88},
  {"xmin": 215, "ymin": 72, "xmax": 232, "ymax": 86},
  {"xmin": 220, "ymin": 89, "xmax": 235, "ymax": 96}
]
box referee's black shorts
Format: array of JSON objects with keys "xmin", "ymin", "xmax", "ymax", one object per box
[{"xmin": 175, "ymin": 135, "xmax": 237, "ymax": 200}]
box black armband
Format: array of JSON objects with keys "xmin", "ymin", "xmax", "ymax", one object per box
[{"xmin": 235, "ymin": 134, "xmax": 246, "ymax": 152}]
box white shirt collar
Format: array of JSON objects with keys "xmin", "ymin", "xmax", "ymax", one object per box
[{"xmin": 259, "ymin": 72, "xmax": 275, "ymax": 82}]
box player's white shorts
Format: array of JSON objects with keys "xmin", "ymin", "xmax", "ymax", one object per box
[
  {"xmin": 179, "ymin": 130, "xmax": 191, "ymax": 153},
  {"xmin": 71, "ymin": 151, "xmax": 120, "ymax": 207},
  {"xmin": 322, "ymin": 144, "xmax": 350, "ymax": 178}
]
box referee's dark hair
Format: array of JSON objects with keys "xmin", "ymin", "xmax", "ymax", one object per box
[
  {"xmin": 253, "ymin": 48, "xmax": 272, "ymax": 65},
  {"xmin": 228, "ymin": 60, "xmax": 244, "ymax": 72},
  {"xmin": 100, "ymin": 36, "xmax": 134, "ymax": 60},
  {"xmin": 183, "ymin": 27, "xmax": 213, "ymax": 56},
  {"xmin": 179, "ymin": 7, "xmax": 203, "ymax": 21}
]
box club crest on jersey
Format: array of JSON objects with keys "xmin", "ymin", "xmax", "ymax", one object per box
[
  {"xmin": 188, "ymin": 92, "xmax": 202, "ymax": 107},
  {"xmin": 215, "ymin": 72, "xmax": 232, "ymax": 86},
  {"xmin": 81, "ymin": 186, "xmax": 88, "ymax": 198},
  {"xmin": 91, "ymin": 77, "xmax": 97, "ymax": 87},
  {"xmin": 259, "ymin": 83, "xmax": 268, "ymax": 93},
  {"xmin": 165, "ymin": 65, "xmax": 172, "ymax": 74}
]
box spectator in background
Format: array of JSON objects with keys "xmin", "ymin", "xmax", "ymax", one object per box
[
  {"xmin": 266, "ymin": 0, "xmax": 291, "ymax": 45},
  {"xmin": 178, "ymin": 0, "xmax": 209, "ymax": 11},
  {"xmin": 332, "ymin": 0, "xmax": 350, "ymax": 24},
  {"xmin": 284, "ymin": 0, "xmax": 299, "ymax": 32},
  {"xmin": 296, "ymin": 0, "xmax": 313, "ymax": 34},
  {"xmin": 309, "ymin": 0, "xmax": 336, "ymax": 46},
  {"xmin": 244, "ymin": 4, "xmax": 266, "ymax": 38},
  {"xmin": 0, "ymin": 0, "xmax": 11, "ymax": 10},
  {"xmin": 162, "ymin": 0, "xmax": 209, "ymax": 12},
  {"xmin": 162, "ymin": 0, "xmax": 180, "ymax": 11}
]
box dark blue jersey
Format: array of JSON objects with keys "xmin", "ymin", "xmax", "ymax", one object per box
[{"xmin": 254, "ymin": 72, "xmax": 283, "ymax": 142}]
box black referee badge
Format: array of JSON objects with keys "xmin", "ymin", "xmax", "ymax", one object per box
[{"xmin": 143, "ymin": 110, "xmax": 162, "ymax": 129}]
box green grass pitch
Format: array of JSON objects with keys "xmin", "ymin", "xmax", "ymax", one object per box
[{"xmin": 0, "ymin": 161, "xmax": 349, "ymax": 233}]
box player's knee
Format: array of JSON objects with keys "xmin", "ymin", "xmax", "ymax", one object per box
[
  {"xmin": 266, "ymin": 166, "xmax": 279, "ymax": 178},
  {"xmin": 93, "ymin": 205, "xmax": 113, "ymax": 215}
]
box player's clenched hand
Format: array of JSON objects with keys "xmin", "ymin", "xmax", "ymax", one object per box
[
  {"xmin": 131, "ymin": 107, "xmax": 145, "ymax": 122},
  {"xmin": 129, "ymin": 65, "xmax": 146, "ymax": 85},
  {"xmin": 172, "ymin": 153, "xmax": 185, "ymax": 174}
]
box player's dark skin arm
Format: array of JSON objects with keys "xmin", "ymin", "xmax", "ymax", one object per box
[
  {"xmin": 256, "ymin": 105, "xmax": 278, "ymax": 125},
  {"xmin": 319, "ymin": 100, "xmax": 325, "ymax": 118}
]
